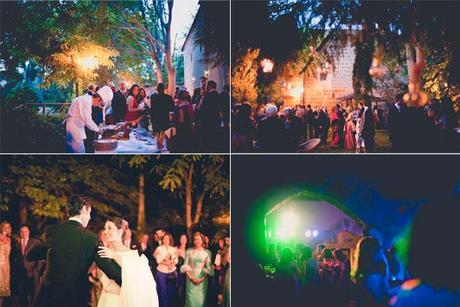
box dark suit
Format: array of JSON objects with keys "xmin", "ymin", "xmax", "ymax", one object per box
[
  {"xmin": 199, "ymin": 90, "xmax": 223, "ymax": 151},
  {"xmin": 27, "ymin": 220, "xmax": 121, "ymax": 307},
  {"xmin": 388, "ymin": 103, "xmax": 407, "ymax": 152},
  {"xmin": 150, "ymin": 93, "xmax": 174, "ymax": 133},
  {"xmin": 112, "ymin": 90, "xmax": 128, "ymax": 123},
  {"xmin": 15, "ymin": 237, "xmax": 43, "ymax": 307}
]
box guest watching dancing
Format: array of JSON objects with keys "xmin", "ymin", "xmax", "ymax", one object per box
[
  {"xmin": 154, "ymin": 232, "xmax": 178, "ymax": 307},
  {"xmin": 180, "ymin": 232, "xmax": 214, "ymax": 307},
  {"xmin": 0, "ymin": 221, "xmax": 14, "ymax": 307}
]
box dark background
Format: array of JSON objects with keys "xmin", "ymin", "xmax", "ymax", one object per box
[{"xmin": 231, "ymin": 155, "xmax": 460, "ymax": 307}]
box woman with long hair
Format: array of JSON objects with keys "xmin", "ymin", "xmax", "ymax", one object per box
[
  {"xmin": 180, "ymin": 232, "xmax": 214, "ymax": 307},
  {"xmin": 154, "ymin": 232, "xmax": 178, "ymax": 307},
  {"xmin": 351, "ymin": 237, "xmax": 390, "ymax": 307},
  {"xmin": 124, "ymin": 85, "xmax": 143, "ymax": 122},
  {"xmin": 173, "ymin": 89, "xmax": 195, "ymax": 152},
  {"xmin": 0, "ymin": 221, "xmax": 12, "ymax": 307},
  {"xmin": 97, "ymin": 217, "xmax": 158, "ymax": 307}
]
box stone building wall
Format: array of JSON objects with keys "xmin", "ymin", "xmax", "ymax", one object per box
[{"xmin": 282, "ymin": 43, "xmax": 356, "ymax": 109}]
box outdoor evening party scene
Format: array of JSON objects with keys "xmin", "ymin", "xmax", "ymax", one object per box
[
  {"xmin": 1, "ymin": 0, "xmax": 229, "ymax": 153},
  {"xmin": 231, "ymin": 1, "xmax": 460, "ymax": 153}
]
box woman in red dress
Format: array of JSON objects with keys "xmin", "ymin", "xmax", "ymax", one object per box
[{"xmin": 125, "ymin": 84, "xmax": 142, "ymax": 122}]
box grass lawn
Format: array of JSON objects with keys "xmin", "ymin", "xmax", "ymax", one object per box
[{"xmin": 312, "ymin": 129, "xmax": 392, "ymax": 153}]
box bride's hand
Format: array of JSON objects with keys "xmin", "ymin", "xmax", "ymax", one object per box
[{"xmin": 98, "ymin": 246, "xmax": 115, "ymax": 259}]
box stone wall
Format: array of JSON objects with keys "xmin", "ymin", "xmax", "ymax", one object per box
[{"xmin": 282, "ymin": 43, "xmax": 356, "ymax": 109}]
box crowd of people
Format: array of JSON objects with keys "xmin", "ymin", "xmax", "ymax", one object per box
[
  {"xmin": 232, "ymin": 95, "xmax": 459, "ymax": 153},
  {"xmin": 258, "ymin": 198, "xmax": 460, "ymax": 306},
  {"xmin": 66, "ymin": 76, "xmax": 229, "ymax": 153},
  {"xmin": 232, "ymin": 101, "xmax": 378, "ymax": 153},
  {"xmin": 0, "ymin": 196, "xmax": 230, "ymax": 307}
]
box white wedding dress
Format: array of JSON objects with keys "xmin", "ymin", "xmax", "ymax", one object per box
[{"xmin": 97, "ymin": 250, "xmax": 159, "ymax": 307}]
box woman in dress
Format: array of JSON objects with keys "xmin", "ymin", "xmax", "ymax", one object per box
[
  {"xmin": 154, "ymin": 232, "xmax": 178, "ymax": 307},
  {"xmin": 330, "ymin": 106, "xmax": 340, "ymax": 148},
  {"xmin": 124, "ymin": 85, "xmax": 143, "ymax": 123},
  {"xmin": 180, "ymin": 232, "xmax": 214, "ymax": 307},
  {"xmin": 344, "ymin": 106, "xmax": 356, "ymax": 151},
  {"xmin": 0, "ymin": 222, "xmax": 12, "ymax": 307},
  {"xmin": 97, "ymin": 217, "xmax": 159, "ymax": 307}
]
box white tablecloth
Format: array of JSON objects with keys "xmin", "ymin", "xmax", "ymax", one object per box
[{"xmin": 95, "ymin": 131, "xmax": 169, "ymax": 154}]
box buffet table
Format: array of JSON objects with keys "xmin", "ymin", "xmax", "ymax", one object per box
[{"xmin": 94, "ymin": 127, "xmax": 169, "ymax": 154}]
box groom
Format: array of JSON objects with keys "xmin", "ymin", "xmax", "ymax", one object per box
[{"xmin": 27, "ymin": 195, "xmax": 122, "ymax": 307}]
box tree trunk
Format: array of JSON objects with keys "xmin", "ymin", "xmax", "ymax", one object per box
[
  {"xmin": 137, "ymin": 172, "xmax": 145, "ymax": 232},
  {"xmin": 19, "ymin": 201, "xmax": 27, "ymax": 224},
  {"xmin": 185, "ymin": 164, "xmax": 194, "ymax": 237},
  {"xmin": 193, "ymin": 192, "xmax": 205, "ymax": 224},
  {"xmin": 75, "ymin": 81, "xmax": 79, "ymax": 97}
]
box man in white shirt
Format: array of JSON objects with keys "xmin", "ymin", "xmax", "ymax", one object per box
[{"xmin": 66, "ymin": 93, "xmax": 103, "ymax": 153}]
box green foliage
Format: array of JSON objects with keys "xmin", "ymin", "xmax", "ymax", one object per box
[
  {"xmin": 0, "ymin": 105, "xmax": 66, "ymax": 153},
  {"xmin": 1, "ymin": 157, "xmax": 136, "ymax": 222},
  {"xmin": 231, "ymin": 49, "xmax": 260, "ymax": 106}
]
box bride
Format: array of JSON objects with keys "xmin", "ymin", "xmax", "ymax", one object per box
[{"xmin": 97, "ymin": 217, "xmax": 158, "ymax": 307}]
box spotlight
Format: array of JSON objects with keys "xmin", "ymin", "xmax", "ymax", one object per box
[
  {"xmin": 305, "ymin": 230, "xmax": 311, "ymax": 237},
  {"xmin": 277, "ymin": 228, "xmax": 288, "ymax": 239},
  {"xmin": 313, "ymin": 230, "xmax": 318, "ymax": 237}
]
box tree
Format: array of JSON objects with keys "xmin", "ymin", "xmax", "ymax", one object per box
[
  {"xmin": 1, "ymin": 156, "xmax": 136, "ymax": 231},
  {"xmin": 117, "ymin": 0, "xmax": 177, "ymax": 94},
  {"xmin": 154, "ymin": 156, "xmax": 229, "ymax": 236}
]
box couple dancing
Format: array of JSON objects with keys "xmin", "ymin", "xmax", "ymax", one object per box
[{"xmin": 27, "ymin": 195, "xmax": 158, "ymax": 307}]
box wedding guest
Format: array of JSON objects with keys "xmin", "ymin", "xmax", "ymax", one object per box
[
  {"xmin": 283, "ymin": 107, "xmax": 304, "ymax": 151},
  {"xmin": 111, "ymin": 82, "xmax": 128, "ymax": 123},
  {"xmin": 173, "ymin": 89, "xmax": 195, "ymax": 152},
  {"xmin": 387, "ymin": 95, "xmax": 407, "ymax": 152},
  {"xmin": 177, "ymin": 234, "xmax": 188, "ymax": 306},
  {"xmin": 198, "ymin": 80, "xmax": 223, "ymax": 152},
  {"xmin": 256, "ymin": 103, "xmax": 285, "ymax": 152},
  {"xmin": 330, "ymin": 106, "xmax": 341, "ymax": 149},
  {"xmin": 15, "ymin": 224, "xmax": 42, "ymax": 307},
  {"xmin": 150, "ymin": 83, "xmax": 174, "ymax": 134},
  {"xmin": 125, "ymin": 84, "xmax": 143, "ymax": 123},
  {"xmin": 351, "ymin": 237, "xmax": 390, "ymax": 307},
  {"xmin": 154, "ymin": 232, "xmax": 178, "ymax": 307},
  {"xmin": 232, "ymin": 102, "xmax": 255, "ymax": 152},
  {"xmin": 317, "ymin": 105, "xmax": 330, "ymax": 145},
  {"xmin": 180, "ymin": 232, "xmax": 214, "ymax": 307},
  {"xmin": 0, "ymin": 221, "xmax": 13, "ymax": 307},
  {"xmin": 391, "ymin": 198, "xmax": 460, "ymax": 306},
  {"xmin": 192, "ymin": 76, "xmax": 207, "ymax": 106},
  {"xmin": 344, "ymin": 106, "xmax": 356, "ymax": 151}
]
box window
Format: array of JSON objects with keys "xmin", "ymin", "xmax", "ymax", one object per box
[{"xmin": 319, "ymin": 72, "xmax": 328, "ymax": 81}]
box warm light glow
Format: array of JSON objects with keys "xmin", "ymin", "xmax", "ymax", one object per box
[
  {"xmin": 76, "ymin": 56, "xmax": 99, "ymax": 71},
  {"xmin": 261, "ymin": 58, "xmax": 274, "ymax": 73},
  {"xmin": 281, "ymin": 211, "xmax": 298, "ymax": 226}
]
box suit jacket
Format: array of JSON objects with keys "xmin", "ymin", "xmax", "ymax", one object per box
[
  {"xmin": 27, "ymin": 220, "xmax": 121, "ymax": 307},
  {"xmin": 200, "ymin": 90, "xmax": 222, "ymax": 130},
  {"xmin": 112, "ymin": 90, "xmax": 128, "ymax": 122},
  {"xmin": 150, "ymin": 93, "xmax": 174, "ymax": 132},
  {"xmin": 15, "ymin": 237, "xmax": 42, "ymax": 279}
]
